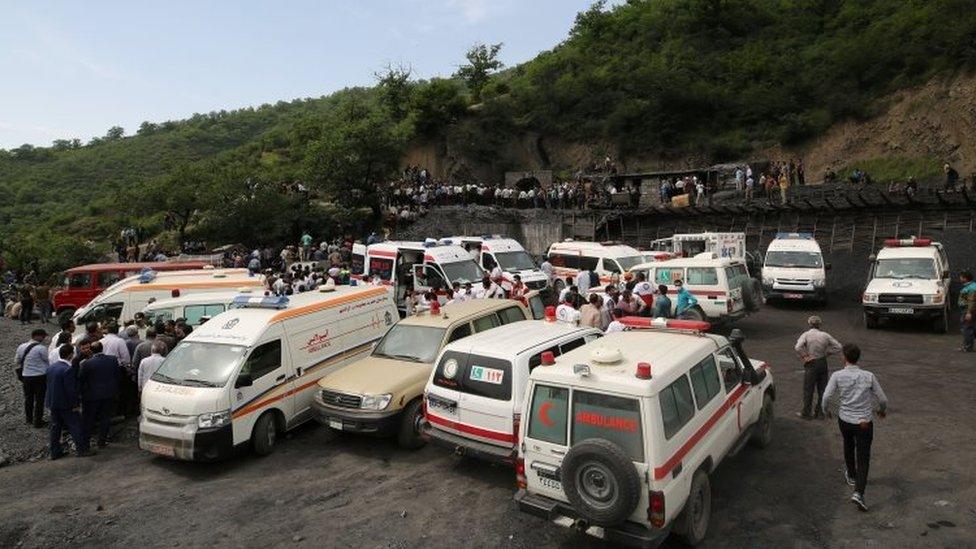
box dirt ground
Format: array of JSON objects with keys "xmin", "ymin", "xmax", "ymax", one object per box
[{"xmin": 0, "ymin": 297, "xmax": 974, "ymax": 548}]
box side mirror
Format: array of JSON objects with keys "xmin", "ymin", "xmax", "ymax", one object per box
[{"xmin": 235, "ymin": 373, "xmax": 253, "ymax": 388}]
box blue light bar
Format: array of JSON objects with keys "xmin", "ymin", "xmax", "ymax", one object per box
[
  {"xmin": 231, "ymin": 295, "xmax": 289, "ymax": 310},
  {"xmin": 775, "ymin": 232, "xmax": 813, "ymax": 239},
  {"xmin": 139, "ymin": 268, "xmax": 157, "ymax": 284}
]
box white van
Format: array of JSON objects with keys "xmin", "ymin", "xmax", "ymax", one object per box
[
  {"xmin": 439, "ymin": 235, "xmax": 549, "ymax": 291},
  {"xmin": 363, "ymin": 241, "xmax": 485, "ymax": 311},
  {"xmin": 630, "ymin": 253, "xmax": 758, "ymax": 322},
  {"xmin": 761, "ymin": 233, "xmax": 828, "ymax": 304},
  {"xmin": 139, "ymin": 286, "xmax": 397, "ymax": 461},
  {"xmin": 862, "ymin": 237, "xmax": 951, "ymax": 332},
  {"xmin": 649, "ymin": 232, "xmax": 746, "ymax": 260},
  {"xmin": 142, "ymin": 290, "xmax": 246, "ymax": 327},
  {"xmin": 423, "ymin": 321, "xmax": 602, "ymax": 463},
  {"xmin": 73, "ymin": 269, "xmax": 264, "ymax": 326},
  {"xmin": 546, "ymin": 241, "xmax": 646, "ymax": 293}
]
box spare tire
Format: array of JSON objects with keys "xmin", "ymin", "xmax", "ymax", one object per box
[{"xmin": 560, "ymin": 438, "xmax": 641, "ymax": 526}]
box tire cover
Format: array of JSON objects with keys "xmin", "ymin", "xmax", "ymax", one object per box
[{"xmin": 560, "ymin": 438, "xmax": 641, "ymax": 526}]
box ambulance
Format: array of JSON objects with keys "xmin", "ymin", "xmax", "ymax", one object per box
[
  {"xmin": 862, "ymin": 237, "xmax": 951, "ymax": 332},
  {"xmin": 515, "ymin": 318, "xmax": 774, "ymax": 547},
  {"xmin": 362, "ymin": 241, "xmax": 486, "ymax": 311},
  {"xmin": 142, "ymin": 290, "xmax": 244, "ymax": 327},
  {"xmin": 438, "ymin": 235, "xmax": 549, "ymax": 291},
  {"xmin": 139, "ymin": 285, "xmax": 397, "ymax": 461},
  {"xmin": 73, "ymin": 269, "xmax": 263, "ymax": 326},
  {"xmin": 649, "ymin": 232, "xmax": 746, "ymax": 260},
  {"xmin": 546, "ymin": 241, "xmax": 646, "ymax": 293},
  {"xmin": 761, "ymin": 233, "xmax": 829, "ymax": 305}
]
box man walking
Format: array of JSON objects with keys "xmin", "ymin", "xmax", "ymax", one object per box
[
  {"xmin": 15, "ymin": 328, "xmax": 49, "ymax": 427},
  {"xmin": 45, "ymin": 344, "xmax": 93, "ymax": 459},
  {"xmin": 822, "ymin": 344, "xmax": 888, "ymax": 512},
  {"xmin": 79, "ymin": 341, "xmax": 122, "ymax": 448},
  {"xmin": 794, "ymin": 315, "xmax": 842, "ymax": 420},
  {"xmin": 958, "ymin": 271, "xmax": 976, "ymax": 352}
]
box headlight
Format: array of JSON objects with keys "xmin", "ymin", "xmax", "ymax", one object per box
[
  {"xmin": 198, "ymin": 410, "xmax": 231, "ymax": 429},
  {"xmin": 813, "ymin": 278, "xmax": 825, "ymax": 288},
  {"xmin": 862, "ymin": 293, "xmax": 878, "ymax": 304},
  {"xmin": 762, "ymin": 276, "xmax": 774, "ymax": 286},
  {"xmin": 928, "ymin": 292, "xmax": 944, "ymax": 305},
  {"xmin": 361, "ymin": 394, "xmax": 393, "ymax": 411}
]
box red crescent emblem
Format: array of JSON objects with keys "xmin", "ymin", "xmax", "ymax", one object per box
[{"xmin": 539, "ymin": 401, "xmax": 555, "ymax": 427}]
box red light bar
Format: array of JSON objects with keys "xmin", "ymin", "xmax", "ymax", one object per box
[
  {"xmin": 884, "ymin": 237, "xmax": 932, "ymax": 247},
  {"xmin": 619, "ymin": 316, "xmax": 712, "ymax": 332}
]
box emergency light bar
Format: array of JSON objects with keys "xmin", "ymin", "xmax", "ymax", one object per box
[
  {"xmin": 138, "ymin": 269, "xmax": 158, "ymax": 284},
  {"xmin": 231, "ymin": 295, "xmax": 289, "ymax": 310},
  {"xmin": 775, "ymin": 232, "xmax": 813, "ymax": 239},
  {"xmin": 619, "ymin": 316, "xmax": 712, "ymax": 333},
  {"xmin": 884, "ymin": 237, "xmax": 932, "ymax": 247}
]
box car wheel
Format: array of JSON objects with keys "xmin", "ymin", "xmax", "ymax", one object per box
[
  {"xmin": 864, "ymin": 312, "xmax": 878, "ymax": 329},
  {"xmin": 397, "ymin": 399, "xmax": 426, "ymax": 450},
  {"xmin": 675, "ymin": 470, "xmax": 712, "ymax": 546},
  {"xmin": 752, "ymin": 393, "xmax": 774, "ymax": 449},
  {"xmin": 252, "ymin": 412, "xmax": 277, "ymax": 456},
  {"xmin": 560, "ymin": 438, "xmax": 641, "ymax": 526}
]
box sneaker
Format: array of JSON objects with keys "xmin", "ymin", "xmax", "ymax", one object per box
[
  {"xmin": 851, "ymin": 492, "xmax": 867, "ymax": 512},
  {"xmin": 844, "ymin": 470, "xmax": 856, "ymax": 486}
]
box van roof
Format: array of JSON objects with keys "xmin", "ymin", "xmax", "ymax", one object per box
[
  {"xmin": 65, "ymin": 261, "xmax": 210, "ymax": 274},
  {"xmin": 118, "ymin": 270, "xmax": 263, "ymax": 293},
  {"xmin": 529, "ymin": 331, "xmax": 726, "ymax": 397},
  {"xmin": 142, "ymin": 289, "xmax": 254, "ymax": 310},
  {"xmin": 632, "ymin": 253, "xmax": 743, "ymax": 271},
  {"xmin": 368, "ymin": 241, "xmax": 474, "ymax": 263},
  {"xmin": 400, "ymin": 299, "xmax": 526, "ymax": 328},
  {"xmin": 876, "ymin": 245, "xmax": 940, "ymax": 259},
  {"xmin": 441, "ymin": 320, "xmax": 596, "ymax": 358},
  {"xmin": 548, "ymin": 241, "xmax": 641, "ymax": 257},
  {"xmin": 439, "ymin": 236, "xmax": 525, "ymax": 252},
  {"xmin": 767, "ymin": 237, "xmax": 822, "ymax": 252},
  {"xmin": 184, "ymin": 286, "xmax": 390, "ymax": 347}
]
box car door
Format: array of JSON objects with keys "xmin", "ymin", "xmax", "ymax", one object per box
[
  {"xmin": 426, "ymin": 349, "xmax": 468, "ymax": 434},
  {"xmin": 521, "ymin": 382, "xmax": 572, "ymax": 499},
  {"xmin": 456, "ymin": 353, "xmax": 516, "ymax": 449},
  {"xmin": 715, "ymin": 347, "xmax": 759, "ymax": 451},
  {"xmin": 231, "ymin": 332, "xmax": 292, "ymax": 442}
]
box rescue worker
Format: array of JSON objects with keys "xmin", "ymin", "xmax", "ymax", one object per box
[
  {"xmin": 509, "ymin": 274, "xmax": 526, "ymax": 303},
  {"xmin": 555, "ymin": 295, "xmax": 581, "ymax": 326},
  {"xmin": 822, "ymin": 344, "xmax": 888, "ymax": 512},
  {"xmin": 46, "ymin": 344, "xmax": 93, "ymax": 459},
  {"xmin": 674, "ymin": 280, "xmax": 698, "ymax": 317},
  {"xmin": 794, "ymin": 315, "xmax": 842, "ymax": 420},
  {"xmin": 633, "ymin": 272, "xmax": 654, "ymax": 314},
  {"xmin": 958, "ymin": 270, "xmax": 976, "ymax": 352}
]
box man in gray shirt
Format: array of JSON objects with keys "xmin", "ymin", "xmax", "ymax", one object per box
[
  {"xmin": 794, "ymin": 315, "xmax": 842, "ymax": 419},
  {"xmin": 822, "ymin": 343, "xmax": 888, "ymax": 512}
]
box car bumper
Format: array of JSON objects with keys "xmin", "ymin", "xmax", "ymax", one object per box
[
  {"xmin": 312, "ymin": 399, "xmax": 403, "ymax": 436},
  {"xmin": 763, "ymin": 285, "xmax": 826, "ymax": 301},
  {"xmin": 139, "ymin": 420, "xmax": 234, "ymax": 462},
  {"xmin": 863, "ymin": 304, "xmax": 943, "ymax": 320},
  {"xmin": 515, "ymin": 490, "xmax": 668, "ymax": 548},
  {"xmin": 421, "ymin": 420, "xmax": 514, "ymax": 464}
]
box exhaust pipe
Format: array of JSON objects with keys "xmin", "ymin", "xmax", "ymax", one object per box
[{"xmin": 573, "ymin": 519, "xmax": 589, "ymax": 532}]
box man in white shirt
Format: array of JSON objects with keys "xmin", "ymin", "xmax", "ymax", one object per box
[
  {"xmin": 555, "ymin": 298, "xmax": 581, "ymax": 326},
  {"xmin": 100, "ymin": 322, "xmax": 131, "ymax": 368},
  {"xmin": 606, "ymin": 308, "xmax": 627, "ymax": 333},
  {"xmin": 633, "ymin": 273, "xmax": 655, "ymax": 311},
  {"xmin": 540, "ymin": 260, "xmax": 553, "ymax": 284},
  {"xmin": 137, "ymin": 340, "xmax": 168, "ymax": 392},
  {"xmin": 576, "ymin": 269, "xmax": 592, "ymax": 295}
]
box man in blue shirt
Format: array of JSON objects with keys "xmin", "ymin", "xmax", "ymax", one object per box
[
  {"xmin": 674, "ymin": 280, "xmax": 698, "ymax": 317},
  {"xmin": 14, "ymin": 328, "xmax": 49, "ymax": 427},
  {"xmin": 45, "ymin": 344, "xmax": 93, "ymax": 459},
  {"xmin": 958, "ymin": 271, "xmax": 976, "ymax": 352}
]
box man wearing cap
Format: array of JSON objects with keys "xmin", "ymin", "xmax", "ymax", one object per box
[
  {"xmin": 15, "ymin": 328, "xmax": 50, "ymax": 427},
  {"xmin": 794, "ymin": 315, "xmax": 842, "ymax": 420}
]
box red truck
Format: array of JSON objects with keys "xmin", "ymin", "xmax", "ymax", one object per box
[{"xmin": 53, "ymin": 261, "xmax": 210, "ymax": 322}]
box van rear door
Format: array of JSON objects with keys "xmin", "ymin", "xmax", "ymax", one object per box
[
  {"xmin": 455, "ymin": 354, "xmax": 517, "ymax": 450},
  {"xmin": 426, "ymin": 350, "xmax": 467, "ymax": 436}
]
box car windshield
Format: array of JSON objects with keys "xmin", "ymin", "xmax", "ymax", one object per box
[
  {"xmin": 874, "ymin": 258, "xmax": 936, "ymax": 279},
  {"xmin": 440, "ymin": 260, "xmax": 485, "ymax": 285},
  {"xmin": 616, "ymin": 256, "xmax": 645, "ymax": 271},
  {"xmin": 494, "ymin": 251, "xmax": 537, "ymax": 271},
  {"xmin": 152, "ymin": 341, "xmax": 244, "ymax": 387},
  {"xmin": 144, "ymin": 308, "xmax": 176, "ymax": 326},
  {"xmin": 372, "ymin": 324, "xmax": 446, "ymax": 363},
  {"xmin": 764, "ymin": 251, "xmax": 823, "ymax": 268}
]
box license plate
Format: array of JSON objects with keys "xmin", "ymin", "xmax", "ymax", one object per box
[
  {"xmin": 328, "ymin": 420, "xmax": 343, "ymax": 430},
  {"xmin": 147, "ymin": 443, "xmax": 175, "ymax": 457},
  {"xmin": 539, "ymin": 476, "xmax": 562, "ymax": 490},
  {"xmin": 784, "ymin": 293, "xmax": 804, "ymax": 299},
  {"xmin": 427, "ymin": 395, "xmax": 457, "ymax": 413},
  {"xmin": 889, "ymin": 307, "xmax": 914, "ymax": 314}
]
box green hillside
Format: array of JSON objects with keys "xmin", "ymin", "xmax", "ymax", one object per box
[{"xmin": 2, "ymin": 0, "xmax": 974, "ymax": 274}]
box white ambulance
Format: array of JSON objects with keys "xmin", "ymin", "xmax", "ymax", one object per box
[
  {"xmin": 363, "ymin": 241, "xmax": 485, "ymax": 311},
  {"xmin": 515, "ymin": 318, "xmax": 774, "ymax": 547},
  {"xmin": 761, "ymin": 233, "xmax": 829, "ymax": 305},
  {"xmin": 862, "ymin": 237, "xmax": 951, "ymax": 332},
  {"xmin": 649, "ymin": 232, "xmax": 746, "ymax": 260},
  {"xmin": 423, "ymin": 321, "xmax": 602, "ymax": 463},
  {"xmin": 142, "ymin": 290, "xmax": 245, "ymax": 327},
  {"xmin": 546, "ymin": 241, "xmax": 646, "ymax": 293},
  {"xmin": 139, "ymin": 285, "xmax": 397, "ymax": 461},
  {"xmin": 73, "ymin": 269, "xmax": 262, "ymax": 326},
  {"xmin": 438, "ymin": 235, "xmax": 549, "ymax": 291}
]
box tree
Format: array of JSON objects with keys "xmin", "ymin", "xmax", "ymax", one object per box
[
  {"xmin": 375, "ymin": 63, "xmax": 414, "ymax": 122},
  {"xmin": 105, "ymin": 126, "xmax": 125, "ymax": 140},
  {"xmin": 138, "ymin": 121, "xmax": 159, "ymax": 136},
  {"xmin": 455, "ymin": 43, "xmax": 504, "ymax": 102},
  {"xmin": 409, "ymin": 78, "xmax": 468, "ymax": 138},
  {"xmin": 144, "ymin": 163, "xmax": 221, "ymax": 245}
]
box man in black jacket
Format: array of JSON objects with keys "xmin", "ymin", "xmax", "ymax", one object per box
[
  {"xmin": 79, "ymin": 341, "xmax": 122, "ymax": 447},
  {"xmin": 46, "ymin": 344, "xmax": 93, "ymax": 459}
]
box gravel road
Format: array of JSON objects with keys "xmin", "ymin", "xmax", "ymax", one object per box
[{"xmin": 1, "ymin": 290, "xmax": 974, "ymax": 547}]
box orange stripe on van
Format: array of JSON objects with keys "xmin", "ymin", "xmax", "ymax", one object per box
[
  {"xmin": 124, "ymin": 280, "xmax": 264, "ymax": 292},
  {"xmin": 269, "ymin": 287, "xmax": 388, "ymax": 323}
]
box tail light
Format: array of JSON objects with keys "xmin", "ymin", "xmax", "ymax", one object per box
[
  {"xmin": 512, "ymin": 412, "xmax": 521, "ymax": 443},
  {"xmin": 515, "ymin": 456, "xmax": 527, "ymax": 489},
  {"xmin": 648, "ymin": 490, "xmax": 666, "ymax": 528}
]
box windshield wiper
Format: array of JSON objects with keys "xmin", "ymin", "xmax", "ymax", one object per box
[
  {"xmin": 181, "ymin": 379, "xmax": 218, "ymax": 388},
  {"xmin": 152, "ymin": 373, "xmax": 179, "ymax": 385},
  {"xmin": 385, "ymin": 353, "xmax": 423, "ymax": 363}
]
